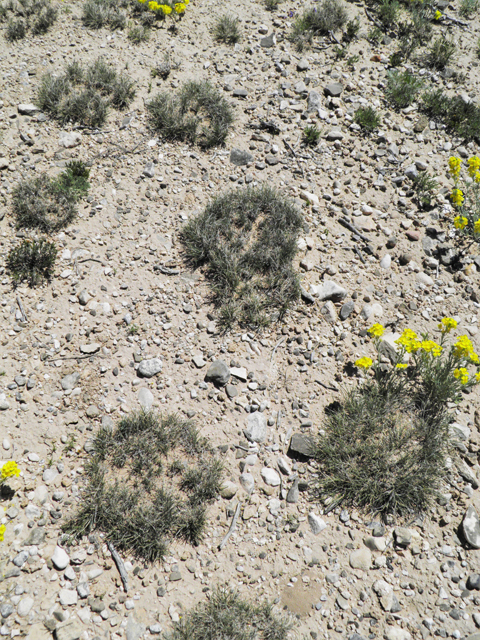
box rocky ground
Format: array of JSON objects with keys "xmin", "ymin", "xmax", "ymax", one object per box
[{"xmin": 1, "ymin": 0, "xmax": 480, "ymax": 639}]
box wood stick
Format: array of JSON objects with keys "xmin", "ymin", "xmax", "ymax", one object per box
[
  {"xmin": 107, "ymin": 541, "xmax": 129, "ymax": 592},
  {"xmin": 16, "ymin": 296, "xmax": 28, "ymax": 323},
  {"xmin": 339, "ymin": 217, "xmax": 371, "ymax": 244},
  {"xmin": 218, "ymin": 502, "xmax": 242, "ymax": 551}
]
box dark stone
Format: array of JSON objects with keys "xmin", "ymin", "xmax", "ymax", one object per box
[
  {"xmin": 230, "ymin": 149, "xmax": 253, "ymax": 166},
  {"xmin": 169, "ymin": 571, "xmax": 182, "ymax": 582},
  {"xmin": 233, "ymin": 88, "xmax": 248, "ymax": 98},
  {"xmin": 260, "ymin": 33, "xmax": 276, "ymax": 48},
  {"xmin": 288, "ymin": 432, "xmax": 315, "ymax": 459},
  {"xmin": 205, "ymin": 360, "xmax": 230, "ymax": 386},
  {"xmin": 324, "ymin": 82, "xmax": 343, "ymax": 97},
  {"xmin": 466, "ymin": 574, "xmax": 480, "ymax": 590},
  {"xmin": 340, "ymin": 300, "xmax": 355, "ymax": 320}
]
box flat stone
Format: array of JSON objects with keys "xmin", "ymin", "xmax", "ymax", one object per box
[
  {"xmin": 239, "ymin": 472, "xmax": 255, "ymax": 493},
  {"xmin": 260, "ymin": 33, "xmax": 276, "ymax": 47},
  {"xmin": 326, "ymin": 130, "xmax": 344, "ymax": 141},
  {"xmin": 288, "ymin": 432, "xmax": 315, "ymax": 458},
  {"xmin": 230, "ymin": 148, "xmax": 253, "ymax": 166},
  {"xmin": 59, "ymin": 589, "xmax": 78, "ymax": 606},
  {"xmin": 59, "ymin": 131, "xmax": 82, "ymax": 148},
  {"xmin": 192, "ymin": 355, "xmax": 206, "ymax": 368},
  {"xmin": 79, "ymin": 343, "xmax": 100, "ymax": 354},
  {"xmin": 230, "ymin": 366, "xmax": 247, "ymax": 381},
  {"xmin": 205, "ymin": 360, "xmax": 230, "ymax": 385},
  {"xmin": 22, "ymin": 528, "xmax": 45, "ymax": 546},
  {"xmin": 321, "ymin": 300, "xmax": 337, "ymax": 323},
  {"xmin": 311, "ymin": 280, "xmax": 347, "ymax": 302},
  {"xmin": 61, "ymin": 372, "xmax": 80, "ymax": 391},
  {"xmin": 232, "ymin": 88, "xmax": 248, "ymax": 98},
  {"xmin": 307, "ymin": 91, "xmax": 322, "ymax": 113},
  {"xmin": 169, "ymin": 571, "xmax": 182, "ymax": 582},
  {"xmin": 242, "ymin": 410, "xmax": 266, "ymax": 442},
  {"xmin": 364, "ymin": 536, "xmax": 386, "ymax": 552},
  {"xmin": 18, "ymin": 103, "xmax": 39, "ymax": 115},
  {"xmin": 340, "ymin": 300, "xmax": 355, "ymax": 320},
  {"xmin": 225, "ymin": 384, "xmax": 238, "ymax": 398},
  {"xmin": 17, "ymin": 597, "xmax": 34, "ymax": 617},
  {"xmin": 462, "ymin": 505, "xmax": 480, "ymax": 548},
  {"xmin": 138, "ymin": 358, "xmax": 162, "ymax": 378},
  {"xmin": 416, "ymin": 272, "xmax": 434, "ymax": 286},
  {"xmin": 43, "ymin": 468, "xmax": 58, "ymax": 484},
  {"xmin": 138, "ymin": 387, "xmax": 153, "ymax": 410},
  {"xmin": 349, "ymin": 548, "xmax": 371, "ymax": 570},
  {"xmin": 394, "ymin": 527, "xmax": 412, "ymax": 547},
  {"xmin": 51, "ymin": 546, "xmax": 70, "ymax": 570},
  {"xmin": 324, "ymin": 83, "xmax": 343, "ymax": 97},
  {"xmin": 55, "ymin": 619, "xmax": 83, "ymax": 640},
  {"xmin": 261, "ymin": 467, "xmax": 281, "ymax": 486},
  {"xmin": 373, "ymin": 579, "xmax": 394, "ymax": 611},
  {"xmin": 385, "ymin": 628, "xmax": 411, "ymax": 640},
  {"xmin": 220, "ymin": 481, "xmax": 238, "ymax": 499},
  {"xmin": 308, "ymin": 512, "xmax": 327, "ymax": 534}
]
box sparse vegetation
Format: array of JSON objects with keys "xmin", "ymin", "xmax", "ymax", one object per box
[
  {"xmin": 264, "ymin": 0, "xmax": 282, "ymax": 10},
  {"xmin": 63, "ymin": 411, "xmax": 223, "ymax": 561},
  {"xmin": 37, "ymin": 58, "xmax": 135, "ymax": 127},
  {"xmin": 165, "ymin": 587, "xmax": 295, "ymax": 640},
  {"xmin": 421, "ymin": 89, "xmax": 480, "ymax": 141},
  {"xmin": 354, "ymin": 105, "xmax": 381, "ymax": 131},
  {"xmin": 427, "ymin": 36, "xmax": 456, "ymax": 70},
  {"xmin": 213, "ymin": 14, "xmax": 241, "ymax": 44},
  {"xmin": 290, "ymin": 0, "xmax": 348, "ymax": 51},
  {"xmin": 302, "ymin": 124, "xmax": 321, "ymax": 146},
  {"xmin": 6, "ymin": 238, "xmax": 57, "ymax": 287},
  {"xmin": 1, "ymin": 0, "xmax": 57, "ymax": 40},
  {"xmin": 82, "ymin": 0, "xmax": 127, "ymax": 30},
  {"xmin": 127, "ymin": 23, "xmax": 150, "ymax": 42},
  {"xmin": 180, "ymin": 185, "xmax": 303, "ymax": 330},
  {"xmin": 151, "ymin": 52, "xmax": 181, "ymax": 79},
  {"xmin": 459, "ymin": 0, "xmax": 479, "ymax": 17},
  {"xmin": 147, "ymin": 80, "xmax": 234, "ymax": 149},
  {"xmin": 411, "ymin": 171, "xmax": 437, "ymax": 209},
  {"xmin": 385, "ymin": 68, "xmax": 423, "ymax": 108}
]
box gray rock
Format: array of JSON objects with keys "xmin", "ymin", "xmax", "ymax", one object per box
[
  {"xmin": 321, "ymin": 301, "xmax": 337, "ymax": 323},
  {"xmin": 43, "ymin": 468, "xmax": 58, "ymax": 484},
  {"xmin": 80, "ymin": 343, "xmax": 100, "ymax": 354},
  {"xmin": 205, "ymin": 360, "xmax": 230, "ymax": 385},
  {"xmin": 244, "ymin": 411, "xmax": 267, "ymax": 443},
  {"xmin": 261, "ymin": 467, "xmax": 281, "ymax": 486},
  {"xmin": 405, "ymin": 164, "xmax": 418, "ymax": 179},
  {"xmin": 0, "ymin": 393, "xmax": 10, "ymax": 410},
  {"xmin": 288, "ymin": 432, "xmax": 315, "ymax": 458},
  {"xmin": 297, "ymin": 58, "xmax": 309, "ymax": 71},
  {"xmin": 220, "ymin": 481, "xmax": 237, "ymax": 499},
  {"xmin": 286, "ymin": 478, "xmax": 299, "ymax": 503},
  {"xmin": 143, "ymin": 162, "xmax": 155, "ymax": 178},
  {"xmin": 61, "ymin": 372, "xmax": 80, "ymax": 391},
  {"xmin": 169, "ymin": 571, "xmax": 182, "ymax": 581},
  {"xmin": 394, "ymin": 527, "xmax": 412, "ymax": 547},
  {"xmin": 326, "ymin": 130, "xmax": 344, "ymax": 141},
  {"xmin": 233, "ymin": 88, "xmax": 248, "ymax": 98},
  {"xmin": 380, "ymin": 254, "xmax": 391, "ymax": 269},
  {"xmin": 17, "ymin": 597, "xmax": 34, "ymax": 617},
  {"xmin": 230, "ymin": 148, "xmax": 253, "ymax": 166},
  {"xmin": 324, "ymin": 82, "xmax": 343, "ymax": 97},
  {"xmin": 52, "ymin": 546, "xmax": 70, "ymax": 571},
  {"xmin": 340, "ymin": 300, "xmax": 355, "ymax": 320},
  {"xmin": 308, "ymin": 512, "xmax": 327, "ymax": 534},
  {"xmin": 138, "ymin": 387, "xmax": 153, "ymax": 410},
  {"xmin": 462, "ymin": 505, "xmax": 480, "ymax": 548},
  {"xmin": 225, "ymin": 384, "xmax": 238, "ymax": 399},
  {"xmin": 13, "ymin": 551, "xmax": 28, "ymax": 567},
  {"xmin": 293, "ymin": 81, "xmax": 307, "ymax": 94},
  {"xmin": 18, "ymin": 103, "xmax": 39, "ymax": 115},
  {"xmin": 192, "ymin": 355, "xmax": 206, "ymax": 368},
  {"xmin": 55, "ymin": 620, "xmax": 83, "ymax": 640},
  {"xmin": 22, "ymin": 528, "xmax": 45, "ymax": 546},
  {"xmin": 277, "ymin": 456, "xmax": 291, "ymax": 475},
  {"xmin": 239, "ymin": 472, "xmax": 255, "ymax": 493},
  {"xmin": 59, "ymin": 589, "xmax": 77, "ymax": 606},
  {"xmin": 467, "ymin": 574, "xmax": 480, "ymax": 590},
  {"xmin": 260, "ymin": 33, "xmax": 276, "ymax": 47},
  {"xmin": 312, "ymin": 280, "xmax": 347, "ymax": 302},
  {"xmin": 59, "ymin": 131, "xmax": 82, "ymax": 149},
  {"xmin": 138, "ymin": 358, "xmax": 162, "ymax": 378},
  {"xmin": 76, "ymin": 583, "xmax": 90, "ymax": 599},
  {"xmin": 349, "ymin": 548, "xmax": 371, "ymax": 570}
]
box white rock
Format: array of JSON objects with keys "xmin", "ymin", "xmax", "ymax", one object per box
[
  {"xmin": 52, "ymin": 546, "xmax": 70, "ymax": 570},
  {"xmin": 261, "ymin": 467, "xmax": 281, "ymax": 486},
  {"xmin": 17, "ymin": 597, "xmax": 34, "ymax": 617},
  {"xmin": 244, "ymin": 412, "xmax": 267, "ymax": 443},
  {"xmin": 308, "ymin": 513, "xmax": 327, "ymax": 535},
  {"xmin": 300, "ymin": 190, "xmax": 320, "ymax": 206},
  {"xmin": 2, "ymin": 438, "xmax": 10, "ymax": 450},
  {"xmin": 137, "ymin": 387, "xmax": 153, "ymax": 410},
  {"xmin": 239, "ymin": 472, "xmax": 255, "ymax": 493},
  {"xmin": 0, "ymin": 393, "xmax": 10, "ymax": 411},
  {"xmin": 416, "ymin": 272, "xmax": 434, "ymax": 286},
  {"xmin": 373, "ymin": 579, "xmax": 394, "ymax": 611},
  {"xmin": 59, "ymin": 589, "xmax": 78, "ymax": 606},
  {"xmin": 138, "ymin": 358, "xmax": 162, "ymax": 378},
  {"xmin": 311, "ymin": 280, "xmax": 347, "ymax": 302},
  {"xmin": 59, "ymin": 131, "xmax": 82, "ymax": 148},
  {"xmin": 277, "ymin": 456, "xmax": 292, "ymax": 475},
  {"xmin": 230, "ymin": 367, "xmax": 247, "ymax": 381},
  {"xmin": 43, "ymin": 468, "xmax": 58, "ymax": 484},
  {"xmin": 380, "ymin": 254, "xmax": 391, "ymax": 269},
  {"xmin": 385, "ymin": 628, "xmax": 411, "ymax": 640}
]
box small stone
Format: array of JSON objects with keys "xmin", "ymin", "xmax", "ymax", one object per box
[
  {"xmin": 230, "ymin": 366, "xmax": 247, "ymax": 381},
  {"xmin": 277, "ymin": 457, "xmax": 292, "ymax": 475},
  {"xmin": 466, "ymin": 574, "xmax": 480, "ymax": 590},
  {"xmin": 169, "ymin": 571, "xmax": 182, "ymax": 582},
  {"xmin": 324, "ymin": 83, "xmax": 343, "ymax": 97},
  {"xmin": 80, "ymin": 343, "xmax": 100, "ymax": 354},
  {"xmin": 311, "ymin": 280, "xmax": 347, "ymax": 302},
  {"xmin": 321, "ymin": 300, "xmax": 337, "ymax": 323},
  {"xmin": 239, "ymin": 472, "xmax": 255, "ymax": 493},
  {"xmin": 244, "ymin": 412, "xmax": 267, "ymax": 443},
  {"xmin": 288, "ymin": 432, "xmax": 315, "ymax": 458},
  {"xmin": 462, "ymin": 505, "xmax": 480, "ymax": 548},
  {"xmin": 233, "ymin": 88, "xmax": 248, "ymax": 98},
  {"xmin": 61, "ymin": 372, "xmax": 80, "ymax": 391},
  {"xmin": 349, "ymin": 548, "xmax": 371, "ymax": 570},
  {"xmin": 143, "ymin": 162, "xmax": 155, "ymax": 178},
  {"xmin": 373, "ymin": 579, "xmax": 394, "ymax": 611},
  {"xmin": 192, "ymin": 355, "xmax": 206, "ymax": 368},
  {"xmin": 52, "ymin": 546, "xmax": 70, "ymax": 570},
  {"xmin": 43, "ymin": 468, "xmax": 58, "ymax": 484},
  {"xmin": 230, "ymin": 149, "xmax": 253, "ymax": 166},
  {"xmin": 0, "ymin": 393, "xmax": 10, "ymax": 410},
  {"xmin": 340, "ymin": 300, "xmax": 355, "ymax": 320},
  {"xmin": 380, "ymin": 254, "xmax": 391, "ymax": 269},
  {"xmin": 77, "ymin": 583, "xmax": 90, "ymax": 599},
  {"xmin": 17, "ymin": 597, "xmax": 34, "ymax": 617},
  {"xmin": 364, "ymin": 536, "xmax": 386, "ymax": 552},
  {"xmin": 18, "ymin": 103, "xmax": 39, "ymax": 115},
  {"xmin": 297, "ymin": 58, "xmax": 309, "ymax": 71},
  {"xmin": 138, "ymin": 358, "xmax": 163, "ymax": 378},
  {"xmin": 260, "ymin": 33, "xmax": 276, "ymax": 47},
  {"xmin": 205, "ymin": 360, "xmax": 230, "ymax": 386},
  {"xmin": 13, "ymin": 551, "xmax": 28, "ymax": 567},
  {"xmin": 138, "ymin": 387, "xmax": 153, "ymax": 410},
  {"xmin": 307, "ymin": 91, "xmax": 322, "ymax": 113},
  {"xmin": 225, "ymin": 384, "xmax": 238, "ymax": 399},
  {"xmin": 308, "ymin": 513, "xmax": 327, "ymax": 534},
  {"xmin": 59, "ymin": 589, "xmax": 78, "ymax": 606},
  {"xmin": 286, "ymin": 478, "xmax": 299, "ymax": 503},
  {"xmin": 261, "ymin": 467, "xmax": 281, "ymax": 486},
  {"xmin": 394, "ymin": 527, "xmax": 412, "ymax": 547},
  {"xmin": 416, "ymin": 272, "xmax": 434, "ymax": 286},
  {"xmin": 326, "ymin": 130, "xmax": 344, "ymax": 141},
  {"xmin": 385, "ymin": 628, "xmax": 411, "ymax": 640},
  {"xmin": 126, "ymin": 616, "xmax": 146, "ymax": 640},
  {"xmin": 59, "ymin": 131, "xmax": 82, "ymax": 149},
  {"xmin": 220, "ymin": 481, "xmax": 237, "ymax": 499},
  {"xmin": 55, "ymin": 620, "xmax": 83, "ymax": 640}
]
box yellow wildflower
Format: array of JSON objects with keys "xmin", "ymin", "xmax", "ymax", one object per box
[
  {"xmin": 474, "ymin": 171, "xmax": 480, "ymax": 183},
  {"xmin": 474, "ymin": 220, "xmax": 480, "ymax": 234},
  {"xmin": 396, "ymin": 363, "xmax": 408, "ymax": 369},
  {"xmin": 367, "ymin": 323, "xmax": 384, "ymax": 338},
  {"xmin": 148, "ymin": 1, "xmax": 159, "ymax": 10},
  {"xmin": 0, "ymin": 524, "xmax": 5, "ymax": 542},
  {"xmin": 448, "ymin": 156, "xmax": 461, "ymax": 180},
  {"xmin": 355, "ymin": 357, "xmax": 373, "ymax": 369},
  {"xmin": 434, "ymin": 9, "xmax": 442, "ymax": 19},
  {"xmin": 439, "ymin": 317, "xmax": 457, "ymax": 333},
  {"xmin": 467, "ymin": 156, "xmax": 480, "ymax": 178},
  {"xmin": 470, "ymin": 352, "xmax": 479, "ymax": 364},
  {"xmin": 162, "ymin": 4, "xmax": 172, "ymax": 13},
  {"xmin": 421, "ymin": 340, "xmax": 442, "ymax": 356},
  {"xmin": 453, "ymin": 335, "xmax": 474, "ymax": 359},
  {"xmin": 174, "ymin": 2, "xmax": 186, "ymax": 12},
  {"xmin": 138, "ymin": 0, "xmax": 147, "ymax": 3},
  {"xmin": 454, "ymin": 367, "xmax": 469, "ymax": 384},
  {"xmin": 451, "ymin": 188, "xmax": 464, "ymax": 207},
  {"xmin": 476, "ymin": 372, "xmax": 480, "ymax": 382},
  {"xmin": 395, "ymin": 329, "xmax": 421, "ymax": 353},
  {"xmin": 1, "ymin": 461, "xmax": 20, "ymax": 482},
  {"xmin": 454, "ymin": 215, "xmax": 468, "ymax": 230}
]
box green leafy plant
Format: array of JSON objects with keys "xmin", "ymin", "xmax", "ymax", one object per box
[
  {"xmin": 376, "ymin": 0, "xmax": 401, "ymax": 28},
  {"xmin": 367, "ymin": 25, "xmax": 383, "ymax": 45},
  {"xmin": 302, "ymin": 124, "xmax": 321, "ymax": 146},
  {"xmin": 459, "ymin": 0, "xmax": 478, "ymax": 17},
  {"xmin": 385, "ymin": 68, "xmax": 423, "ymax": 108},
  {"xmin": 180, "ymin": 185, "xmax": 303, "ymax": 330},
  {"xmin": 290, "ymin": 0, "xmax": 348, "ymax": 51},
  {"xmin": 63, "ymin": 411, "xmax": 223, "ymax": 562},
  {"xmin": 165, "ymin": 586, "xmax": 295, "ymax": 640},
  {"xmin": 427, "ymin": 35, "xmax": 456, "ymax": 70},
  {"xmin": 7, "ymin": 238, "xmax": 57, "ymax": 287},
  {"xmin": 354, "ymin": 105, "xmax": 381, "ymax": 131},
  {"xmin": 411, "ymin": 170, "xmax": 437, "ymax": 209},
  {"xmin": 6, "ymin": 16, "xmax": 26, "ymax": 39},
  {"xmin": 147, "ymin": 80, "xmax": 234, "ymax": 149},
  {"xmin": 344, "ymin": 16, "xmax": 360, "ymax": 41},
  {"xmin": 421, "ymin": 89, "xmax": 480, "ymax": 141},
  {"xmin": 55, "ymin": 161, "xmax": 91, "ymax": 201},
  {"xmin": 264, "ymin": 0, "xmax": 282, "ymax": 10},
  {"xmin": 315, "ymin": 320, "xmax": 479, "ymax": 517},
  {"xmin": 213, "ymin": 14, "xmax": 241, "ymax": 44}
]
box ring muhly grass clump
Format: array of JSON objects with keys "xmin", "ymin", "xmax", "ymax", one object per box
[
  {"xmin": 385, "ymin": 68, "xmax": 423, "ymax": 108},
  {"xmin": 180, "ymin": 185, "xmax": 304, "ymax": 330},
  {"xmin": 290, "ymin": 0, "xmax": 348, "ymax": 51},
  {"xmin": 165, "ymin": 586, "xmax": 296, "ymax": 640},
  {"xmin": 315, "ymin": 319, "xmax": 480, "ymax": 518},
  {"xmin": 63, "ymin": 411, "xmax": 223, "ymax": 562},
  {"xmin": 147, "ymin": 80, "xmax": 234, "ymax": 149},
  {"xmin": 6, "ymin": 238, "xmax": 57, "ymax": 287},
  {"xmin": 1, "ymin": 0, "xmax": 57, "ymax": 40}
]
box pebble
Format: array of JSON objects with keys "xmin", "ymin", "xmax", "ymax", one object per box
[
  {"xmin": 349, "ymin": 548, "xmax": 372, "ymax": 570},
  {"xmin": 17, "ymin": 597, "xmax": 34, "ymax": 617},
  {"xmin": 462, "ymin": 505, "xmax": 480, "ymax": 549},
  {"xmin": 138, "ymin": 358, "xmax": 163, "ymax": 378},
  {"xmin": 244, "ymin": 412, "xmax": 267, "ymax": 443},
  {"xmin": 261, "ymin": 467, "xmax": 281, "ymax": 486},
  {"xmin": 52, "ymin": 546, "xmax": 70, "ymax": 570},
  {"xmin": 204, "ymin": 360, "xmax": 230, "ymax": 386},
  {"xmin": 308, "ymin": 513, "xmax": 327, "ymax": 535},
  {"xmin": 137, "ymin": 387, "xmax": 154, "ymax": 410}
]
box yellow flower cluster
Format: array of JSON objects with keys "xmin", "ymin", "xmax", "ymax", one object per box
[
  {"xmin": 138, "ymin": 0, "xmax": 189, "ymax": 14},
  {"xmin": 474, "ymin": 220, "xmax": 480, "ymax": 234},
  {"xmin": 448, "ymin": 156, "xmax": 461, "ymax": 180},
  {"xmin": 451, "ymin": 188, "xmax": 464, "ymax": 207},
  {"xmin": 454, "ymin": 215, "xmax": 468, "ymax": 230},
  {"xmin": 0, "ymin": 461, "xmax": 20, "ymax": 481},
  {"xmin": 355, "ymin": 356, "xmax": 372, "ymax": 369},
  {"xmin": 395, "ymin": 328, "xmax": 421, "ymax": 353},
  {"xmin": 0, "ymin": 524, "xmax": 5, "ymax": 542},
  {"xmin": 367, "ymin": 323, "xmax": 384, "ymax": 338},
  {"xmin": 174, "ymin": 2, "xmax": 186, "ymax": 12},
  {"xmin": 438, "ymin": 317, "xmax": 457, "ymax": 333},
  {"xmin": 434, "ymin": 9, "xmax": 442, "ymax": 19},
  {"xmin": 467, "ymin": 156, "xmax": 480, "ymax": 178},
  {"xmin": 396, "ymin": 363, "xmax": 408, "ymax": 369},
  {"xmin": 454, "ymin": 367, "xmax": 469, "ymax": 384},
  {"xmin": 420, "ymin": 340, "xmax": 442, "ymax": 357},
  {"xmin": 453, "ymin": 335, "xmax": 475, "ymax": 359}
]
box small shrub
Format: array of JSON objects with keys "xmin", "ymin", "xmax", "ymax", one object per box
[
  {"xmin": 397, "ymin": 7, "xmax": 433, "ymax": 59},
  {"xmin": 6, "ymin": 238, "xmax": 57, "ymax": 287},
  {"xmin": 55, "ymin": 160, "xmax": 91, "ymax": 201},
  {"xmin": 151, "ymin": 53, "xmax": 181, "ymax": 79},
  {"xmin": 427, "ymin": 36, "xmax": 456, "ymax": 70},
  {"xmin": 2, "ymin": 0, "xmax": 57, "ymax": 39},
  {"xmin": 6, "ymin": 17, "xmax": 26, "ymax": 40},
  {"xmin": 344, "ymin": 16, "xmax": 360, "ymax": 41},
  {"xmin": 385, "ymin": 68, "xmax": 423, "ymax": 108},
  {"xmin": 32, "ymin": 4, "xmax": 57, "ymax": 34},
  {"xmin": 367, "ymin": 26, "xmax": 383, "ymax": 45},
  {"xmin": 411, "ymin": 170, "xmax": 437, "ymax": 209},
  {"xmin": 213, "ymin": 14, "xmax": 241, "ymax": 44},
  {"xmin": 264, "ymin": 0, "xmax": 282, "ymax": 10},
  {"xmin": 303, "ymin": 124, "xmax": 321, "ymax": 146},
  {"xmin": 377, "ymin": 0, "xmax": 400, "ymax": 28},
  {"xmin": 165, "ymin": 587, "xmax": 295, "ymax": 640},
  {"xmin": 63, "ymin": 411, "xmax": 223, "ymax": 562},
  {"xmin": 459, "ymin": 0, "xmax": 478, "ymax": 17},
  {"xmin": 82, "ymin": 0, "xmax": 127, "ymax": 29},
  {"xmin": 421, "ymin": 89, "xmax": 480, "ymax": 141},
  {"xmin": 315, "ymin": 321, "xmax": 479, "ymax": 517},
  {"xmin": 290, "ymin": 0, "xmax": 348, "ymax": 51},
  {"xmin": 127, "ymin": 24, "xmax": 150, "ymax": 42},
  {"xmin": 37, "ymin": 58, "xmax": 135, "ymax": 127},
  {"xmin": 354, "ymin": 105, "xmax": 381, "ymax": 131},
  {"xmin": 147, "ymin": 80, "xmax": 234, "ymax": 149},
  {"xmin": 180, "ymin": 185, "xmax": 303, "ymax": 330}
]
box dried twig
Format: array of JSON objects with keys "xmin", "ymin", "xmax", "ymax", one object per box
[
  {"xmin": 218, "ymin": 502, "xmax": 242, "ymax": 551},
  {"xmin": 16, "ymin": 296, "xmax": 27, "ymax": 323},
  {"xmin": 316, "ymin": 379, "xmax": 339, "ymax": 392},
  {"xmin": 107, "ymin": 541, "xmax": 129, "ymax": 592},
  {"xmin": 339, "ymin": 217, "xmax": 371, "ymax": 244},
  {"xmin": 441, "ymin": 13, "xmax": 469, "ymax": 27},
  {"xmin": 364, "ymin": 7, "xmax": 383, "ymax": 30},
  {"xmin": 283, "ymin": 139, "xmax": 305, "ymax": 179}
]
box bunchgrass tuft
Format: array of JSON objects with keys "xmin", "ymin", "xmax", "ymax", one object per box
[
  {"xmin": 302, "ymin": 124, "xmax": 321, "ymax": 146},
  {"xmin": 63, "ymin": 411, "xmax": 223, "ymax": 562},
  {"xmin": 36, "ymin": 57, "xmax": 135, "ymax": 127},
  {"xmin": 127, "ymin": 24, "xmax": 150, "ymax": 42},
  {"xmin": 2, "ymin": 0, "xmax": 57, "ymax": 40},
  {"xmin": 147, "ymin": 80, "xmax": 234, "ymax": 149},
  {"xmin": 354, "ymin": 106, "xmax": 381, "ymax": 131},
  {"xmin": 427, "ymin": 36, "xmax": 456, "ymax": 70},
  {"xmin": 82, "ymin": 0, "xmax": 127, "ymax": 29},
  {"xmin": 213, "ymin": 15, "xmax": 241, "ymax": 44},
  {"xmin": 385, "ymin": 68, "xmax": 423, "ymax": 108},
  {"xmin": 290, "ymin": 0, "xmax": 348, "ymax": 51},
  {"xmin": 6, "ymin": 16, "xmax": 26, "ymax": 40},
  {"xmin": 7, "ymin": 238, "xmax": 57, "ymax": 287},
  {"xmin": 165, "ymin": 586, "xmax": 296, "ymax": 640},
  {"xmin": 180, "ymin": 185, "xmax": 303, "ymax": 330},
  {"xmin": 421, "ymin": 89, "xmax": 480, "ymax": 141}
]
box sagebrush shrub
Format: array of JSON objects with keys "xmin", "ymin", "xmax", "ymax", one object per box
[{"xmin": 7, "ymin": 238, "xmax": 57, "ymax": 287}]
